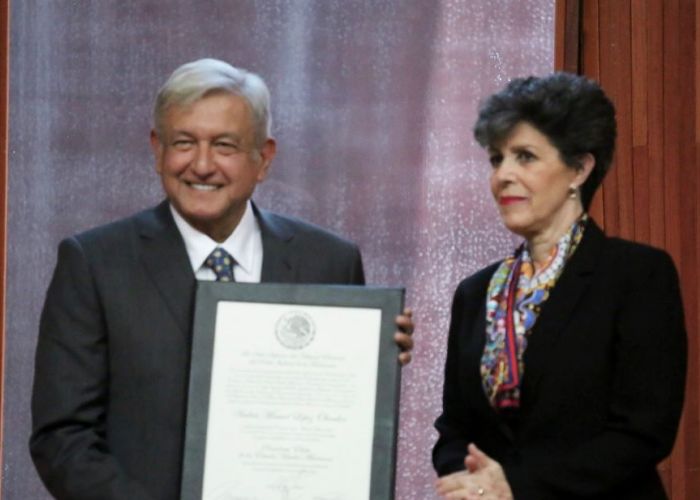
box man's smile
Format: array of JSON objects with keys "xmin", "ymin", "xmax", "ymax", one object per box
[{"xmin": 186, "ymin": 182, "xmax": 221, "ymax": 191}]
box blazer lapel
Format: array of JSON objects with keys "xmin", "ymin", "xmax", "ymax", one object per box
[
  {"xmin": 521, "ymin": 220, "xmax": 606, "ymax": 398},
  {"xmin": 136, "ymin": 201, "xmax": 196, "ymax": 336},
  {"xmin": 255, "ymin": 204, "xmax": 297, "ymax": 283},
  {"xmin": 468, "ymin": 294, "xmax": 518, "ymax": 442}
]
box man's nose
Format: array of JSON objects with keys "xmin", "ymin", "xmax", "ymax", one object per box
[{"xmin": 192, "ymin": 144, "xmax": 215, "ymax": 175}]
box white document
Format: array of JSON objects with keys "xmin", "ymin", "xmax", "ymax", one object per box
[{"xmin": 201, "ymin": 302, "xmax": 382, "ymax": 500}]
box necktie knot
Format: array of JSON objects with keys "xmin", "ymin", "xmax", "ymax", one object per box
[{"xmin": 205, "ymin": 247, "xmax": 236, "ymax": 282}]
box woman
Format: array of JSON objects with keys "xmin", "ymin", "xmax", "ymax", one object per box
[{"xmin": 433, "ymin": 73, "xmax": 687, "ymax": 500}]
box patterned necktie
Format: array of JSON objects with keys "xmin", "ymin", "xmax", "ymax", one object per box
[{"xmin": 204, "ymin": 247, "xmax": 236, "ymax": 282}]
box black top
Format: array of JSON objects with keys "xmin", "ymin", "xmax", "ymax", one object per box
[{"xmin": 433, "ymin": 221, "xmax": 687, "ymax": 500}]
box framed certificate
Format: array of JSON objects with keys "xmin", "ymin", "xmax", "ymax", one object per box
[{"xmin": 181, "ymin": 283, "xmax": 404, "ymax": 500}]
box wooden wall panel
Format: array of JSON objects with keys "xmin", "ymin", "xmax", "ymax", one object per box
[
  {"xmin": 557, "ymin": 0, "xmax": 700, "ymax": 497},
  {"xmin": 604, "ymin": 0, "xmax": 635, "ymax": 238},
  {"xmin": 0, "ymin": 0, "xmax": 9, "ymax": 497},
  {"xmin": 696, "ymin": 2, "xmax": 700, "ymax": 496},
  {"xmin": 581, "ymin": 0, "xmax": 605, "ymax": 223},
  {"xmin": 554, "ymin": 0, "xmax": 581, "ymax": 73},
  {"xmin": 664, "ymin": 0, "xmax": 686, "ymax": 493},
  {"xmin": 646, "ymin": 0, "xmax": 666, "ymax": 249},
  {"xmin": 631, "ymin": 0, "xmax": 650, "ymax": 243},
  {"xmin": 677, "ymin": 0, "xmax": 700, "ymax": 495}
]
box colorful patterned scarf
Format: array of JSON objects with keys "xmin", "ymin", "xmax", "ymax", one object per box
[{"xmin": 481, "ymin": 214, "xmax": 588, "ymax": 409}]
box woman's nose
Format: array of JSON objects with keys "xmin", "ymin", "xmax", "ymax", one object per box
[{"xmin": 493, "ymin": 157, "xmax": 517, "ymax": 183}]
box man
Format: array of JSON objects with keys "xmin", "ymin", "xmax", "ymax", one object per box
[{"xmin": 30, "ymin": 59, "xmax": 413, "ymax": 500}]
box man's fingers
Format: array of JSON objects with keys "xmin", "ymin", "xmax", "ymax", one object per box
[
  {"xmin": 395, "ymin": 308, "xmax": 414, "ymax": 334},
  {"xmin": 394, "ymin": 331, "xmax": 414, "ymax": 350}
]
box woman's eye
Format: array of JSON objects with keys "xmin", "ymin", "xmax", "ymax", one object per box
[
  {"xmin": 489, "ymin": 154, "xmax": 503, "ymax": 167},
  {"xmin": 516, "ymin": 151, "xmax": 535, "ymax": 162}
]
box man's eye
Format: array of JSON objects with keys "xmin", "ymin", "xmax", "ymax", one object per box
[
  {"xmin": 215, "ymin": 142, "xmax": 239, "ymax": 152},
  {"xmin": 173, "ymin": 140, "xmax": 193, "ymax": 149}
]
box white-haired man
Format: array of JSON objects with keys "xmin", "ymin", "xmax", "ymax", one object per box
[{"xmin": 30, "ymin": 59, "xmax": 413, "ymax": 500}]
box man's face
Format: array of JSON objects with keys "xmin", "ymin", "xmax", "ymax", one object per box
[{"xmin": 151, "ymin": 92, "xmax": 275, "ymax": 241}]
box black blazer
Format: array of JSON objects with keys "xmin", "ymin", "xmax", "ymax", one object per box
[
  {"xmin": 30, "ymin": 201, "xmax": 365, "ymax": 500},
  {"xmin": 433, "ymin": 221, "xmax": 687, "ymax": 500}
]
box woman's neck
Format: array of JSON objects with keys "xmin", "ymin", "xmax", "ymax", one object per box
[{"xmin": 525, "ymin": 206, "xmax": 584, "ymax": 268}]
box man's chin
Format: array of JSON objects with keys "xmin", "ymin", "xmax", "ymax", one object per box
[{"xmin": 176, "ymin": 206, "xmax": 244, "ymax": 240}]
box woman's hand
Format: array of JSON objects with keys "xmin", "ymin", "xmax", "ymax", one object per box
[{"xmin": 435, "ymin": 444, "xmax": 513, "ymax": 500}]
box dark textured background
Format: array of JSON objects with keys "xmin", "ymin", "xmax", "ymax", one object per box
[{"xmin": 5, "ymin": 1, "xmax": 553, "ymax": 497}]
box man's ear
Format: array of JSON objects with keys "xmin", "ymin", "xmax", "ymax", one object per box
[
  {"xmin": 150, "ymin": 130, "xmax": 164, "ymax": 173},
  {"xmin": 255, "ymin": 138, "xmax": 277, "ymax": 183}
]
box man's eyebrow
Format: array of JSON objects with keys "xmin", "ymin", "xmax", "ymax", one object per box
[
  {"xmin": 168, "ymin": 131, "xmax": 245, "ymax": 142},
  {"xmin": 170, "ymin": 130, "xmax": 196, "ymax": 138},
  {"xmin": 213, "ymin": 133, "xmax": 243, "ymax": 141}
]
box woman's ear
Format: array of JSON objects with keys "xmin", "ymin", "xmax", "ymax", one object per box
[{"xmin": 574, "ymin": 153, "xmax": 595, "ymax": 187}]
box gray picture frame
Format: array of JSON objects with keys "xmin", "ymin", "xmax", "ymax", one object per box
[{"xmin": 181, "ymin": 282, "xmax": 404, "ymax": 500}]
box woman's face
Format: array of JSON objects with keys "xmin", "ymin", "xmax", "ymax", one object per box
[{"xmin": 488, "ymin": 122, "xmax": 589, "ymax": 239}]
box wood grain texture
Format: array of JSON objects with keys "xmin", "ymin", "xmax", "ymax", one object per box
[
  {"xmin": 677, "ymin": 1, "xmax": 699, "ymax": 498},
  {"xmin": 581, "ymin": 0, "xmax": 606, "ymax": 225},
  {"xmin": 557, "ymin": 0, "xmax": 700, "ymax": 496},
  {"xmin": 555, "ymin": 0, "xmax": 567, "ymax": 70},
  {"xmin": 598, "ymin": 0, "xmax": 622, "ymax": 236},
  {"xmin": 555, "ymin": 0, "xmax": 581, "ymax": 73},
  {"xmin": 695, "ymin": 2, "xmax": 700, "ymax": 497},
  {"xmin": 647, "ymin": 0, "xmax": 666, "ymax": 249},
  {"xmin": 631, "ymin": 0, "xmax": 649, "ymax": 148},
  {"xmin": 0, "ymin": 0, "xmax": 9, "ymax": 497},
  {"xmin": 664, "ymin": 1, "xmax": 685, "ymax": 495}
]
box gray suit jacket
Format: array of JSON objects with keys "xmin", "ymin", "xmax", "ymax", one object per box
[{"xmin": 30, "ymin": 201, "xmax": 365, "ymax": 500}]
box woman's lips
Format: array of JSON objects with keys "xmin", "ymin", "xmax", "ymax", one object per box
[{"xmin": 499, "ymin": 196, "xmax": 527, "ymax": 206}]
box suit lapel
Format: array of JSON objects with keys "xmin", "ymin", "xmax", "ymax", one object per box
[
  {"xmin": 136, "ymin": 201, "xmax": 196, "ymax": 336},
  {"xmin": 256, "ymin": 204, "xmax": 297, "ymax": 283},
  {"xmin": 521, "ymin": 220, "xmax": 605, "ymax": 398},
  {"xmin": 468, "ymin": 293, "xmax": 518, "ymax": 442},
  {"xmin": 470, "ymin": 222, "xmax": 606, "ymax": 442}
]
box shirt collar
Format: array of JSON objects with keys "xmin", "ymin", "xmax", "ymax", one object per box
[{"xmin": 170, "ymin": 201, "xmax": 261, "ymax": 275}]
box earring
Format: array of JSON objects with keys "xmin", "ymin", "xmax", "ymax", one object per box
[{"xmin": 568, "ymin": 184, "xmax": 578, "ymax": 199}]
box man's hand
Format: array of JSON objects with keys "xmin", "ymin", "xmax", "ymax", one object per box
[{"xmin": 394, "ymin": 308, "xmax": 414, "ymax": 365}]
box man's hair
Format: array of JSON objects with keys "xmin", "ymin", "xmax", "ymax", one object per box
[
  {"xmin": 473, "ymin": 72, "xmax": 617, "ymax": 210},
  {"xmin": 153, "ymin": 58, "xmax": 272, "ymax": 148}
]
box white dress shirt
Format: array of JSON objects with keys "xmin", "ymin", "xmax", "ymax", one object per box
[{"xmin": 170, "ymin": 201, "xmax": 263, "ymax": 282}]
